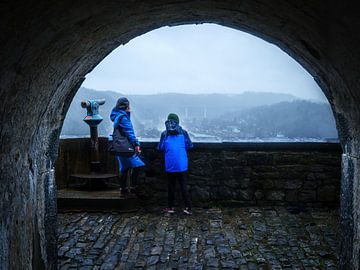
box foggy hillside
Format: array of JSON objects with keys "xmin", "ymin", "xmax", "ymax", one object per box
[
  {"xmin": 61, "ymin": 87, "xmax": 337, "ymax": 141},
  {"xmin": 127, "ymin": 91, "xmax": 297, "ymax": 120},
  {"xmin": 193, "ymin": 100, "xmax": 338, "ymax": 141}
]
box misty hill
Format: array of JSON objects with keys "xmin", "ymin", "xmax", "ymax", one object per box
[
  {"xmin": 61, "ymin": 87, "xmax": 299, "ymax": 137},
  {"xmin": 128, "ymin": 91, "xmax": 298, "ymax": 120},
  {"xmin": 60, "ymin": 87, "xmax": 337, "ymax": 141},
  {"xmin": 210, "ymin": 100, "xmax": 338, "ymax": 139}
]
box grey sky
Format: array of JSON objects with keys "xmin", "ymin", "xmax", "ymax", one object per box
[{"xmin": 83, "ymin": 23, "xmax": 326, "ymax": 101}]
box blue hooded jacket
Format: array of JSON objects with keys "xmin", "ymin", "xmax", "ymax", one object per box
[
  {"xmin": 157, "ymin": 120, "xmax": 193, "ymax": 172},
  {"xmin": 110, "ymin": 108, "xmax": 140, "ymax": 147},
  {"xmin": 110, "ymin": 107, "xmax": 144, "ymax": 172}
]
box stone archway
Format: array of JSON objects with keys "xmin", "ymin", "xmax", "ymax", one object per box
[{"xmin": 1, "ymin": 1, "xmax": 360, "ymax": 269}]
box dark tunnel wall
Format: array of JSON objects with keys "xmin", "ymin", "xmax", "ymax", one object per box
[{"xmin": 1, "ymin": 1, "xmax": 360, "ymax": 269}]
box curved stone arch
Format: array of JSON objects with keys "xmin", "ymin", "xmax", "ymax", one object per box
[{"xmin": 1, "ymin": 1, "xmax": 359, "ymax": 269}]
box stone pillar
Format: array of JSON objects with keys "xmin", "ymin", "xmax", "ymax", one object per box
[{"xmin": 340, "ymin": 152, "xmax": 360, "ymax": 269}]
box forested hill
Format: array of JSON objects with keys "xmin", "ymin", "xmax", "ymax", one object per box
[
  {"xmin": 60, "ymin": 87, "xmax": 337, "ymax": 141},
  {"xmin": 214, "ymin": 100, "xmax": 338, "ymax": 139}
]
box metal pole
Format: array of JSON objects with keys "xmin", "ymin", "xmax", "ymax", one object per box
[
  {"xmin": 81, "ymin": 99, "xmax": 105, "ymax": 173},
  {"xmin": 90, "ymin": 125, "xmax": 101, "ymax": 173}
]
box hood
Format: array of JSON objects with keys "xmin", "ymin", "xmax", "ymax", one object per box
[
  {"xmin": 110, "ymin": 108, "xmax": 130, "ymax": 125},
  {"xmin": 165, "ymin": 119, "xmax": 183, "ymax": 135}
]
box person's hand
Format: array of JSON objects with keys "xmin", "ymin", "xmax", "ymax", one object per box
[{"xmin": 135, "ymin": 145, "xmax": 141, "ymax": 154}]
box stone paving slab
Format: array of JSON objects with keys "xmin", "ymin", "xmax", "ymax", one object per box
[{"xmin": 58, "ymin": 207, "xmax": 339, "ymax": 269}]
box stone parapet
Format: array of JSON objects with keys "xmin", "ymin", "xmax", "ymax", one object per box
[{"xmin": 56, "ymin": 138, "xmax": 341, "ymax": 207}]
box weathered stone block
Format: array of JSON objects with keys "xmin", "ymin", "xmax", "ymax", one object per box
[
  {"xmin": 273, "ymin": 154, "xmax": 305, "ymax": 165},
  {"xmin": 191, "ymin": 186, "xmax": 210, "ymax": 202},
  {"xmin": 262, "ymin": 179, "xmax": 275, "ymax": 189},
  {"xmin": 285, "ymin": 190, "xmax": 298, "ymax": 202},
  {"xmin": 253, "ymin": 166, "xmax": 276, "ymax": 173},
  {"xmin": 298, "ymin": 190, "xmax": 316, "ymax": 202},
  {"xmin": 302, "ymin": 180, "xmax": 318, "ymax": 189},
  {"xmin": 255, "ymin": 172, "xmax": 279, "ymax": 180},
  {"xmin": 224, "ymin": 178, "xmax": 239, "ymax": 188},
  {"xmin": 266, "ymin": 191, "xmax": 285, "ymax": 201},
  {"xmin": 239, "ymin": 178, "xmax": 251, "ymax": 189},
  {"xmin": 236, "ymin": 189, "xmax": 253, "ymax": 201},
  {"xmin": 284, "ymin": 179, "xmax": 303, "ymax": 189},
  {"xmin": 322, "ymin": 175, "xmax": 340, "ymax": 185},
  {"xmin": 188, "ymin": 175, "xmax": 209, "ymax": 184},
  {"xmin": 217, "ymin": 187, "xmax": 235, "ymax": 199},
  {"xmin": 233, "ymin": 167, "xmax": 251, "ymax": 178},
  {"xmin": 245, "ymin": 154, "xmax": 273, "ymax": 166},
  {"xmin": 224, "ymin": 157, "xmax": 247, "ymax": 166},
  {"xmin": 214, "ymin": 168, "xmax": 233, "ymax": 180},
  {"xmin": 310, "ymin": 165, "xmax": 324, "ymax": 173},
  {"xmin": 313, "ymin": 172, "xmax": 327, "ymax": 180},
  {"xmin": 317, "ymin": 185, "xmax": 337, "ymax": 202},
  {"xmin": 307, "ymin": 173, "xmax": 316, "ymax": 181},
  {"xmin": 254, "ymin": 190, "xmax": 264, "ymax": 200}
]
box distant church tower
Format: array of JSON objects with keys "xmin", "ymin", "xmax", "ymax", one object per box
[{"xmin": 203, "ymin": 107, "xmax": 207, "ymax": 118}]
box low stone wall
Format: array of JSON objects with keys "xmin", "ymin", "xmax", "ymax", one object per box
[{"xmin": 56, "ymin": 138, "xmax": 342, "ymax": 207}]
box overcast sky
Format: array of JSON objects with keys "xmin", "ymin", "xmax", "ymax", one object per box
[{"xmin": 83, "ymin": 23, "xmax": 326, "ymax": 101}]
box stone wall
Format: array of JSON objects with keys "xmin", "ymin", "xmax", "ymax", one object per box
[{"xmin": 56, "ymin": 138, "xmax": 341, "ymax": 207}]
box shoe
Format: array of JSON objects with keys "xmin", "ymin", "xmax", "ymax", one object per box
[
  {"xmin": 183, "ymin": 208, "xmax": 192, "ymax": 215},
  {"xmin": 163, "ymin": 207, "xmax": 175, "ymax": 214}
]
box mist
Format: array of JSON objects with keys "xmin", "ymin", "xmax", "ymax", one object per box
[{"xmin": 82, "ymin": 23, "xmax": 327, "ymax": 102}]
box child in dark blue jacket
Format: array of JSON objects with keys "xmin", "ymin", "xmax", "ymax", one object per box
[
  {"xmin": 110, "ymin": 97, "xmax": 145, "ymax": 195},
  {"xmin": 158, "ymin": 113, "xmax": 193, "ymax": 215}
]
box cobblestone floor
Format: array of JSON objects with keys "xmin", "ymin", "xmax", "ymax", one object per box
[{"xmin": 58, "ymin": 207, "xmax": 339, "ymax": 269}]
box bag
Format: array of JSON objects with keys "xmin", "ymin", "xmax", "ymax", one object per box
[{"xmin": 108, "ymin": 115, "xmax": 135, "ymax": 157}]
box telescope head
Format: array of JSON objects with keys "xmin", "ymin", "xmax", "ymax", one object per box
[{"xmin": 81, "ymin": 99, "xmax": 105, "ymax": 126}]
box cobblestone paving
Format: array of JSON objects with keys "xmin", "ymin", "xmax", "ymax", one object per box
[{"xmin": 58, "ymin": 207, "xmax": 339, "ymax": 269}]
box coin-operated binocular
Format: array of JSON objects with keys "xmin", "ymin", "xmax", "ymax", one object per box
[
  {"xmin": 81, "ymin": 99, "xmax": 106, "ymax": 126},
  {"xmin": 81, "ymin": 99, "xmax": 106, "ymax": 172}
]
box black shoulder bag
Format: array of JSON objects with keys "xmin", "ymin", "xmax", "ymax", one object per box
[{"xmin": 108, "ymin": 115, "xmax": 135, "ymax": 157}]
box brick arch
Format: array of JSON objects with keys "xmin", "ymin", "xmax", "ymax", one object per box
[{"xmin": 1, "ymin": 1, "xmax": 359, "ymax": 269}]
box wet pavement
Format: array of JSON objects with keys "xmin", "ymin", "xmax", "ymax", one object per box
[{"xmin": 58, "ymin": 207, "xmax": 339, "ymax": 269}]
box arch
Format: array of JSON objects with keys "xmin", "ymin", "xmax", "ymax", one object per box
[{"xmin": 1, "ymin": 1, "xmax": 360, "ymax": 269}]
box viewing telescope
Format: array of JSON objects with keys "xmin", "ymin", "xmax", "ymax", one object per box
[
  {"xmin": 81, "ymin": 99, "xmax": 105, "ymax": 127},
  {"xmin": 81, "ymin": 99, "xmax": 106, "ymax": 172},
  {"xmin": 70, "ymin": 98, "xmax": 117, "ymax": 189}
]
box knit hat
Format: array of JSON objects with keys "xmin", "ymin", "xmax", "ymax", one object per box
[
  {"xmin": 167, "ymin": 113, "xmax": 179, "ymax": 123},
  {"xmin": 115, "ymin": 97, "xmax": 130, "ymax": 110}
]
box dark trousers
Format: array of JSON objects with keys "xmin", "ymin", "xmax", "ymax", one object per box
[
  {"xmin": 120, "ymin": 167, "xmax": 142, "ymax": 190},
  {"xmin": 167, "ymin": 172, "xmax": 191, "ymax": 209}
]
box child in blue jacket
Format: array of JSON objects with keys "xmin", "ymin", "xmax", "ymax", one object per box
[
  {"xmin": 110, "ymin": 97, "xmax": 145, "ymax": 195},
  {"xmin": 158, "ymin": 113, "xmax": 193, "ymax": 214}
]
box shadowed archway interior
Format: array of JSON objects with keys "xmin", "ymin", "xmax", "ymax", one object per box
[{"xmin": 1, "ymin": 1, "xmax": 360, "ymax": 269}]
